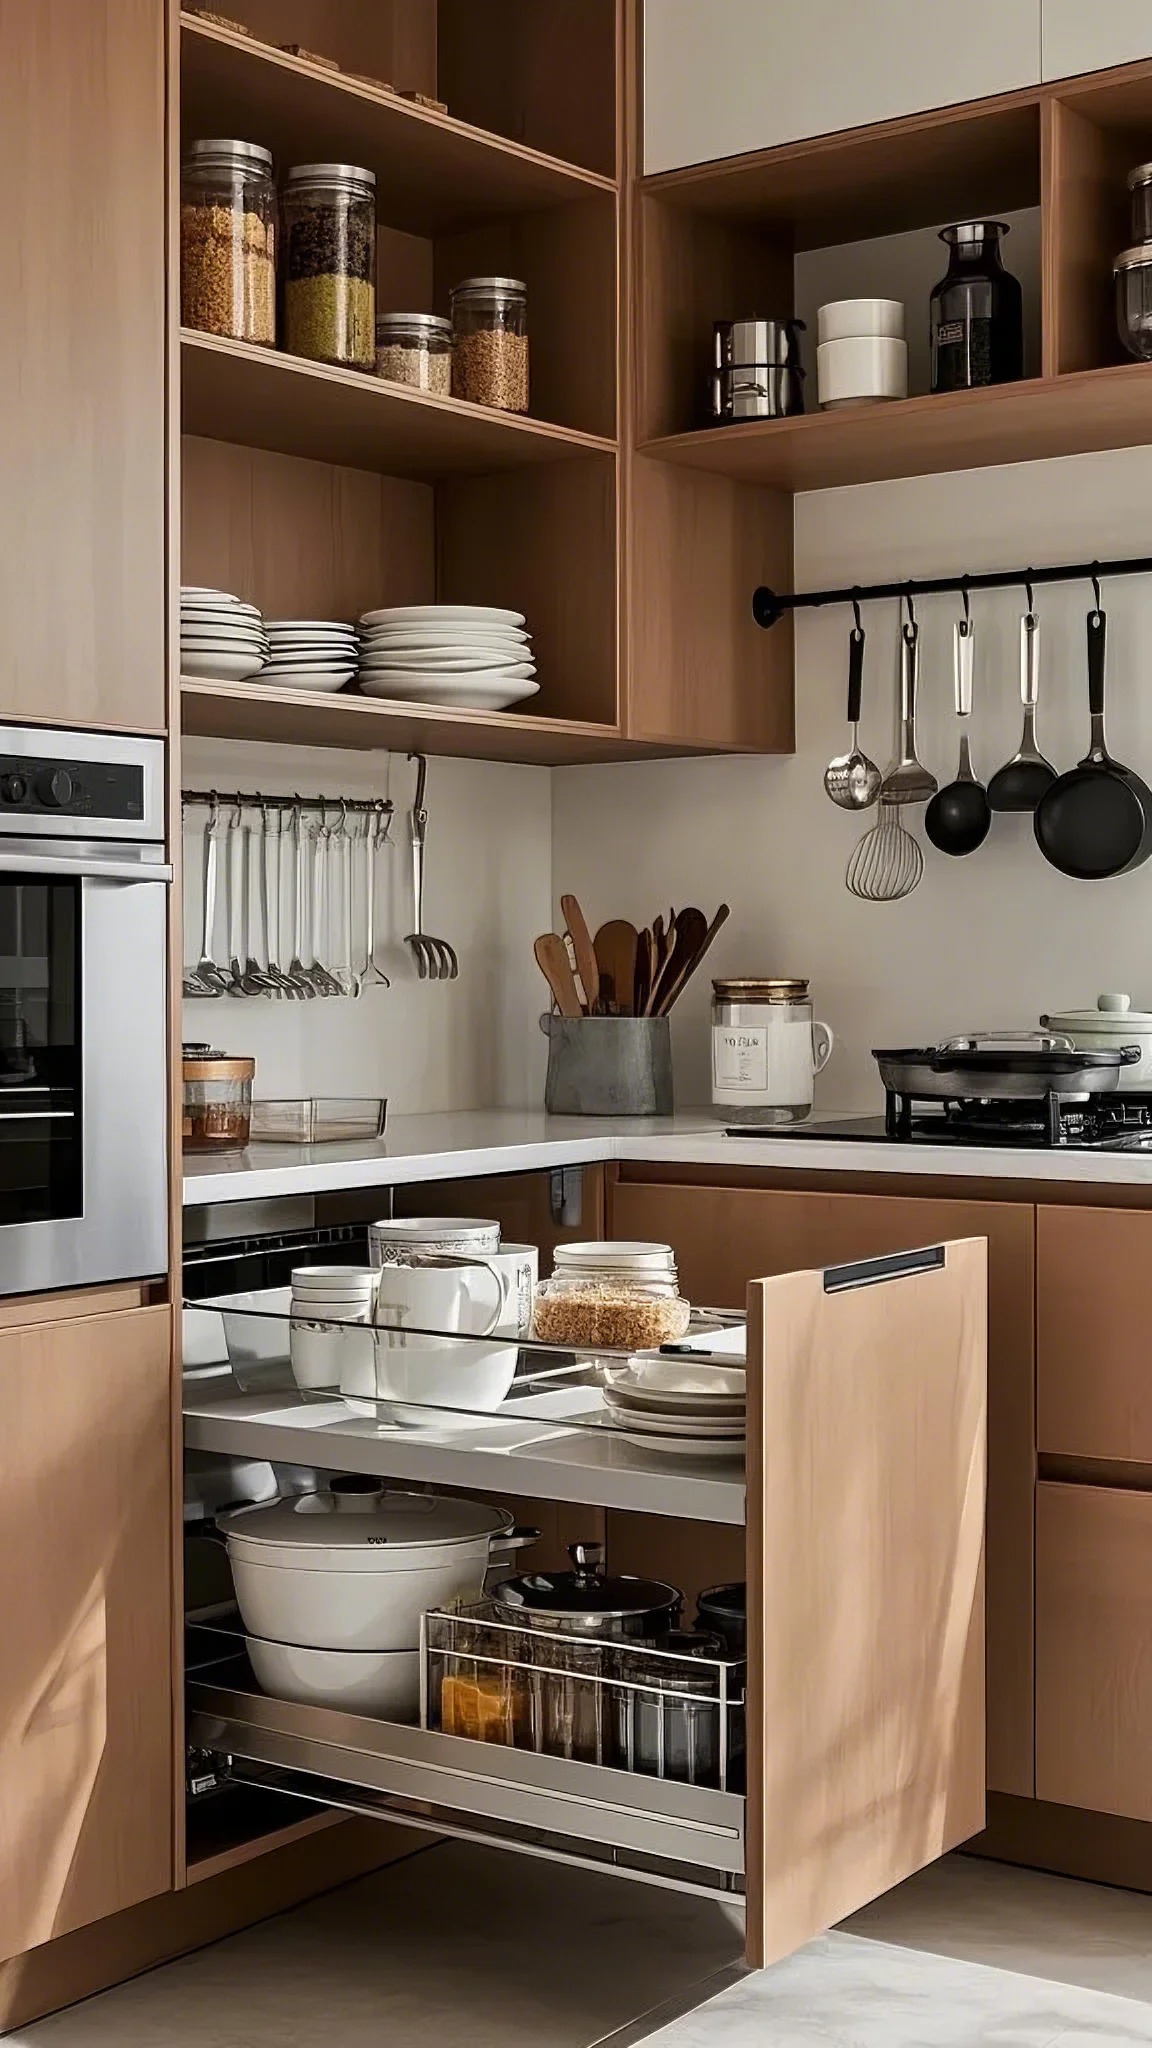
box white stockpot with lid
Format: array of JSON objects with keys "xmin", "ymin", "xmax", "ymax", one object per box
[
  {"xmin": 219, "ymin": 1476, "xmax": 537, "ymax": 1652},
  {"xmin": 1039, "ymin": 993, "xmax": 1152, "ymax": 1090}
]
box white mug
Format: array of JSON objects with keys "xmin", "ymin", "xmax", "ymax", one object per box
[
  {"xmin": 350, "ymin": 1254, "xmax": 519, "ymax": 1422},
  {"xmin": 484, "ymin": 1243, "xmax": 539, "ymax": 1338},
  {"xmin": 369, "ymin": 1217, "xmax": 501, "ymax": 1265}
]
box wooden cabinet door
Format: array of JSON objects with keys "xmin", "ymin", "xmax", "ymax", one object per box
[
  {"xmin": 0, "ymin": 0, "xmax": 166, "ymax": 732},
  {"xmin": 1037, "ymin": 1206, "xmax": 1152, "ymax": 1463},
  {"xmin": 610, "ymin": 1178, "xmax": 1033, "ymax": 1796},
  {"xmin": 643, "ymin": 0, "xmax": 1041, "ymax": 172},
  {"xmin": 1036, "ymin": 1481, "xmax": 1152, "ymax": 1821},
  {"xmin": 0, "ymin": 1306, "xmax": 173, "ymax": 1962},
  {"xmin": 747, "ymin": 1241, "xmax": 986, "ymax": 1966},
  {"xmin": 1042, "ymin": 1, "xmax": 1152, "ymax": 80}
]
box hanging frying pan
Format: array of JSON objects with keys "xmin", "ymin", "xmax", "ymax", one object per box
[{"xmin": 1034, "ymin": 608, "xmax": 1152, "ymax": 879}]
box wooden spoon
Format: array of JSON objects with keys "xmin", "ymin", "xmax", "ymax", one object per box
[
  {"xmin": 534, "ymin": 932, "xmax": 583, "ymax": 1017},
  {"xmin": 593, "ymin": 919, "xmax": 638, "ymax": 1016},
  {"xmin": 633, "ymin": 927, "xmax": 653, "ymax": 1017},
  {"xmin": 653, "ymin": 902, "xmax": 730, "ymax": 1016},
  {"xmin": 647, "ymin": 907, "xmax": 707, "ymax": 1015},
  {"xmin": 561, "ymin": 894, "xmax": 600, "ymax": 1015}
]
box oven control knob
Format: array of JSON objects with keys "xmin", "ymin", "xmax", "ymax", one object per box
[
  {"xmin": 0, "ymin": 775, "xmax": 27, "ymax": 804},
  {"xmin": 35, "ymin": 768, "xmax": 73, "ymax": 808}
]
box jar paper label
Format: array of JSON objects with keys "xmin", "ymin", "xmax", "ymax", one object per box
[{"xmin": 712, "ymin": 1025, "xmax": 769, "ymax": 1093}]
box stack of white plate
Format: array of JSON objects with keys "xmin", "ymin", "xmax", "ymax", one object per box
[
  {"xmin": 181, "ymin": 587, "xmax": 268, "ymax": 680},
  {"xmin": 289, "ymin": 1266, "xmax": 376, "ymax": 1392},
  {"xmin": 355, "ymin": 605, "xmax": 538, "ymax": 712},
  {"xmin": 261, "ymin": 619, "xmax": 359, "ymax": 694},
  {"xmin": 601, "ymin": 1352, "xmax": 746, "ymax": 1462}
]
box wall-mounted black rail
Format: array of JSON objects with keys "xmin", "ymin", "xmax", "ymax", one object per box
[{"xmin": 752, "ymin": 553, "xmax": 1152, "ymax": 630}]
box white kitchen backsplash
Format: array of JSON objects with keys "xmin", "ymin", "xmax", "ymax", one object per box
[
  {"xmin": 181, "ymin": 737, "xmax": 550, "ymax": 1113},
  {"xmin": 552, "ymin": 440, "xmax": 1152, "ymax": 1115}
]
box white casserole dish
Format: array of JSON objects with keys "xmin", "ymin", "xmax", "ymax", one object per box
[
  {"xmin": 245, "ymin": 1638, "xmax": 420, "ymax": 1718},
  {"xmin": 1039, "ymin": 993, "xmax": 1152, "ymax": 1090}
]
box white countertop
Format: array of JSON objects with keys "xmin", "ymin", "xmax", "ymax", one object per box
[{"xmin": 182, "ymin": 1106, "xmax": 1152, "ymax": 1205}]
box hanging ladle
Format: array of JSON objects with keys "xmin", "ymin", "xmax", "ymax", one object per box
[
  {"xmin": 925, "ymin": 604, "xmax": 991, "ymax": 856},
  {"xmin": 824, "ymin": 601, "xmax": 881, "ymax": 810},
  {"xmin": 987, "ymin": 595, "xmax": 1056, "ymax": 812}
]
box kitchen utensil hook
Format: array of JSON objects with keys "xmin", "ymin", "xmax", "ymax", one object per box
[
  {"xmin": 961, "ymin": 581, "xmax": 971, "ymax": 626},
  {"xmin": 904, "ymin": 589, "xmax": 916, "ymax": 632},
  {"xmin": 851, "ymin": 591, "xmax": 863, "ymax": 635},
  {"xmin": 1092, "ymin": 564, "xmax": 1102, "ymax": 615},
  {"xmin": 1024, "ymin": 572, "xmax": 1034, "ymax": 615}
]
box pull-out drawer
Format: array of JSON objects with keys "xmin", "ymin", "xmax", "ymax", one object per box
[{"xmin": 188, "ymin": 1680, "xmax": 745, "ymax": 1895}]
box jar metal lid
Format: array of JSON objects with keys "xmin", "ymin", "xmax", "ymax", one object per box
[
  {"xmin": 375, "ymin": 312, "xmax": 452, "ymax": 336},
  {"xmin": 1114, "ymin": 243, "xmax": 1152, "ymax": 272},
  {"xmin": 492, "ymin": 1542, "xmax": 679, "ymax": 1622},
  {"xmin": 183, "ymin": 1054, "xmax": 255, "ymax": 1081},
  {"xmin": 939, "ymin": 219, "xmax": 1010, "ymax": 245},
  {"xmin": 712, "ymin": 977, "xmax": 810, "ymax": 1001},
  {"xmin": 285, "ymin": 161, "xmax": 377, "ymax": 191},
  {"xmin": 1128, "ymin": 164, "xmax": 1152, "ymax": 187},
  {"xmin": 184, "ymin": 138, "xmax": 273, "ymax": 172},
  {"xmin": 450, "ymin": 275, "xmax": 527, "ymax": 298}
]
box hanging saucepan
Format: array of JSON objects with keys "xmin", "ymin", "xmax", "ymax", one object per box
[{"xmin": 1034, "ymin": 608, "xmax": 1152, "ymax": 878}]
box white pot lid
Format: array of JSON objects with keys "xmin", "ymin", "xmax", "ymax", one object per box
[
  {"xmin": 553, "ymin": 1241, "xmax": 674, "ymax": 1267},
  {"xmin": 1043, "ymin": 993, "xmax": 1152, "ymax": 1031},
  {"xmin": 219, "ymin": 1481, "xmax": 511, "ymax": 1559}
]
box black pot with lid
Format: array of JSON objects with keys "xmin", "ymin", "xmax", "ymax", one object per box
[
  {"xmin": 490, "ymin": 1541, "xmax": 682, "ymax": 1639},
  {"xmin": 696, "ymin": 1582, "xmax": 747, "ymax": 1656}
]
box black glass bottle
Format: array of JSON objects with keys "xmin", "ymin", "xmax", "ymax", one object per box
[{"xmin": 930, "ymin": 221, "xmax": 1023, "ymax": 394}]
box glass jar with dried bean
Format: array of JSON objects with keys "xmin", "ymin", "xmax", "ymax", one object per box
[
  {"xmin": 376, "ymin": 311, "xmax": 453, "ymax": 395},
  {"xmin": 450, "ymin": 276, "xmax": 529, "ymax": 412},
  {"xmin": 181, "ymin": 139, "xmax": 276, "ymax": 346},
  {"xmin": 282, "ymin": 163, "xmax": 376, "ymax": 371}
]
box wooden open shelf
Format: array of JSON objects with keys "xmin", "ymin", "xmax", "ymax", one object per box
[
  {"xmin": 180, "ymin": 677, "xmax": 733, "ymax": 765},
  {"xmin": 181, "ymin": 13, "xmax": 614, "ymax": 238},
  {"xmin": 181, "ymin": 330, "xmax": 614, "ymax": 480}
]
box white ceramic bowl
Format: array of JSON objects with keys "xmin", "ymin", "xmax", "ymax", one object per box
[
  {"xmin": 246, "ymin": 1637, "xmax": 421, "ymax": 1719},
  {"xmin": 369, "ymin": 1217, "xmax": 501, "ymax": 1262},
  {"xmin": 817, "ymin": 297, "xmax": 906, "ymax": 344},
  {"xmin": 817, "ymin": 335, "xmax": 907, "ymax": 408},
  {"xmin": 291, "ymin": 1266, "xmax": 377, "ymax": 1292},
  {"xmin": 342, "ymin": 1334, "xmax": 519, "ymax": 1422},
  {"xmin": 290, "ymin": 1315, "xmax": 373, "ymax": 1393},
  {"xmin": 218, "ymin": 1286, "xmax": 292, "ymax": 1365}
]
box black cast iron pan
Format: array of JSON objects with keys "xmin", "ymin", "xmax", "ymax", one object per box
[{"xmin": 1034, "ymin": 608, "xmax": 1152, "ymax": 879}]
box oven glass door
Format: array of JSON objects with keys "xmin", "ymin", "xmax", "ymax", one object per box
[{"xmin": 0, "ymin": 876, "xmax": 81, "ymax": 1225}]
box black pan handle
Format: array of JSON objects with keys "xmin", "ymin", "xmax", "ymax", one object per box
[
  {"xmin": 847, "ymin": 626, "xmax": 865, "ymax": 724},
  {"xmin": 1088, "ymin": 607, "xmax": 1107, "ymax": 721}
]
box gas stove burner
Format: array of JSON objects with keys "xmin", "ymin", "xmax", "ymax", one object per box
[{"xmin": 886, "ymin": 1086, "xmax": 1152, "ymax": 1148}]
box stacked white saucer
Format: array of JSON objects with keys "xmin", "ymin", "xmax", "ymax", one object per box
[
  {"xmin": 261, "ymin": 619, "xmax": 359, "ymax": 694},
  {"xmin": 600, "ymin": 1352, "xmax": 746, "ymax": 1462},
  {"xmin": 181, "ymin": 587, "xmax": 268, "ymax": 681},
  {"xmin": 355, "ymin": 605, "xmax": 538, "ymax": 712},
  {"xmin": 289, "ymin": 1265, "xmax": 376, "ymax": 1392}
]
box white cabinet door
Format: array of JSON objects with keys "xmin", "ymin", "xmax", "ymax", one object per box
[
  {"xmin": 1042, "ymin": 1, "xmax": 1152, "ymax": 80},
  {"xmin": 644, "ymin": 0, "xmax": 1042, "ymax": 174}
]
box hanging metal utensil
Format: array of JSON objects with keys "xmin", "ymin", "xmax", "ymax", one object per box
[
  {"xmin": 880, "ymin": 609, "xmax": 937, "ymax": 805},
  {"xmin": 925, "ymin": 611, "xmax": 991, "ymax": 857},
  {"xmin": 287, "ymin": 801, "xmax": 317, "ymax": 998},
  {"xmin": 846, "ymin": 795, "xmax": 924, "ymax": 901},
  {"xmin": 987, "ymin": 605, "xmax": 1056, "ymax": 812},
  {"xmin": 824, "ymin": 606, "xmax": 881, "ymax": 810},
  {"xmin": 405, "ymin": 754, "xmax": 458, "ymax": 980},
  {"xmin": 1035, "ymin": 603, "xmax": 1152, "ymax": 879}
]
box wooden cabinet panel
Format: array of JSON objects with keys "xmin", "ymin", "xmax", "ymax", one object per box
[
  {"xmin": 1036, "ymin": 1481, "xmax": 1152, "ymax": 1821},
  {"xmin": 1042, "ymin": 1, "xmax": 1152, "ymax": 81},
  {"xmin": 748, "ymin": 1242, "xmax": 986, "ymax": 1965},
  {"xmin": 609, "ymin": 1177, "xmax": 1033, "ymax": 1797},
  {"xmin": 0, "ymin": 0, "xmax": 166, "ymax": 732},
  {"xmin": 0, "ymin": 1306, "xmax": 173, "ymax": 1963},
  {"xmin": 1037, "ymin": 1206, "xmax": 1152, "ymax": 1463}
]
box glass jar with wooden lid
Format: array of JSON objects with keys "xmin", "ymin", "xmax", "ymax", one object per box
[
  {"xmin": 711, "ymin": 979, "xmax": 834, "ymax": 1126},
  {"xmin": 182, "ymin": 1045, "xmax": 255, "ymax": 1152}
]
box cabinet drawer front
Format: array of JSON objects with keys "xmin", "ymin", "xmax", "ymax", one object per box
[
  {"xmin": 1037, "ymin": 1482, "xmax": 1152, "ymax": 1821},
  {"xmin": 1038, "ymin": 1206, "xmax": 1152, "ymax": 1462}
]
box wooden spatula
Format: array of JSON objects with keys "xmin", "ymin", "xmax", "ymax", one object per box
[
  {"xmin": 647, "ymin": 907, "xmax": 707, "ymax": 1015},
  {"xmin": 561, "ymin": 894, "xmax": 600, "ymax": 1015},
  {"xmin": 593, "ymin": 919, "xmax": 638, "ymax": 1016},
  {"xmin": 534, "ymin": 932, "xmax": 583, "ymax": 1017},
  {"xmin": 633, "ymin": 927, "xmax": 653, "ymax": 1017},
  {"xmin": 653, "ymin": 902, "xmax": 731, "ymax": 1015}
]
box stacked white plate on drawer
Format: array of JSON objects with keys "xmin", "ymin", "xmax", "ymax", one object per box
[
  {"xmin": 816, "ymin": 298, "xmax": 908, "ymax": 409},
  {"xmin": 260, "ymin": 620, "xmax": 359, "ymax": 694},
  {"xmin": 355, "ymin": 605, "xmax": 538, "ymax": 712},
  {"xmin": 181, "ymin": 586, "xmax": 269, "ymax": 680},
  {"xmin": 600, "ymin": 1352, "xmax": 746, "ymax": 1462}
]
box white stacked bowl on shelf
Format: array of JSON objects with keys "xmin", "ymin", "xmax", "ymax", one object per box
[
  {"xmin": 260, "ymin": 619, "xmax": 359, "ymax": 694},
  {"xmin": 289, "ymin": 1265, "xmax": 376, "ymax": 1391},
  {"xmin": 600, "ymin": 1351, "xmax": 747, "ymax": 1462},
  {"xmin": 355, "ymin": 604, "xmax": 538, "ymax": 711},
  {"xmin": 180, "ymin": 586, "xmax": 268, "ymax": 680},
  {"xmin": 816, "ymin": 298, "xmax": 908, "ymax": 409}
]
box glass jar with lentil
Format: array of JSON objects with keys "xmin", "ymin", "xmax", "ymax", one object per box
[
  {"xmin": 282, "ymin": 163, "xmax": 376, "ymax": 371},
  {"xmin": 450, "ymin": 276, "xmax": 529, "ymax": 412},
  {"xmin": 181, "ymin": 139, "xmax": 276, "ymax": 346},
  {"xmin": 376, "ymin": 311, "xmax": 453, "ymax": 395}
]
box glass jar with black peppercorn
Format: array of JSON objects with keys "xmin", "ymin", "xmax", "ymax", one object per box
[
  {"xmin": 282, "ymin": 163, "xmax": 376, "ymax": 371},
  {"xmin": 929, "ymin": 221, "xmax": 1023, "ymax": 394}
]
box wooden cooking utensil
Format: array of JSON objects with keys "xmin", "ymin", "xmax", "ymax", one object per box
[
  {"xmin": 633, "ymin": 927, "xmax": 653, "ymax": 1017},
  {"xmin": 593, "ymin": 919, "xmax": 638, "ymax": 1015},
  {"xmin": 534, "ymin": 933, "xmax": 583, "ymax": 1018},
  {"xmin": 653, "ymin": 902, "xmax": 730, "ymax": 1015},
  {"xmin": 647, "ymin": 907, "xmax": 707, "ymax": 1015},
  {"xmin": 560, "ymin": 894, "xmax": 600, "ymax": 1015}
]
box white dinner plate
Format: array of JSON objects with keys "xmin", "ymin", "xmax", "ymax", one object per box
[
  {"xmin": 264, "ymin": 620, "xmax": 356, "ymax": 633},
  {"xmin": 266, "ymin": 639, "xmax": 358, "ymax": 653},
  {"xmin": 357, "ymin": 676, "xmax": 540, "ymax": 711},
  {"xmin": 605, "ymin": 1403, "xmax": 747, "ymax": 1438},
  {"xmin": 358, "ymin": 632, "xmax": 530, "ymax": 652},
  {"xmin": 358, "ymin": 646, "xmax": 531, "ymax": 668},
  {"xmin": 182, "ymin": 649, "xmax": 268, "ymax": 680},
  {"xmin": 359, "ymin": 605, "xmax": 526, "ymax": 629},
  {"xmin": 262, "ymin": 659, "xmax": 355, "ymax": 673},
  {"xmin": 359, "ymin": 661, "xmax": 536, "ymax": 683},
  {"xmin": 603, "ymin": 1382, "xmax": 746, "ymax": 1420},
  {"xmin": 613, "ymin": 1428, "xmax": 746, "ymax": 1462},
  {"xmin": 606, "ymin": 1362, "xmax": 746, "ymax": 1403},
  {"xmin": 253, "ymin": 670, "xmax": 352, "ymax": 694},
  {"xmin": 181, "ymin": 609, "xmax": 263, "ymax": 627},
  {"xmin": 358, "ymin": 663, "xmax": 535, "ymax": 687}
]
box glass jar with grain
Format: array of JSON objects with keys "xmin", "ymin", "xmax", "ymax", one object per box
[
  {"xmin": 450, "ymin": 276, "xmax": 529, "ymax": 412},
  {"xmin": 282, "ymin": 163, "xmax": 376, "ymax": 371},
  {"xmin": 181, "ymin": 139, "xmax": 276, "ymax": 346},
  {"xmin": 531, "ymin": 1241, "xmax": 690, "ymax": 1352},
  {"xmin": 375, "ymin": 311, "xmax": 453, "ymax": 394}
]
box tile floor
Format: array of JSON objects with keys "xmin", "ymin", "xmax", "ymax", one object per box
[{"xmin": 13, "ymin": 1846, "xmax": 1152, "ymax": 2047}]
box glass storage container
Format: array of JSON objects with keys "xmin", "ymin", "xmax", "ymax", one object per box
[
  {"xmin": 929, "ymin": 221, "xmax": 1023, "ymax": 393},
  {"xmin": 181, "ymin": 138, "xmax": 276, "ymax": 346},
  {"xmin": 610, "ymin": 1633, "xmax": 726, "ymax": 1787},
  {"xmin": 282, "ymin": 163, "xmax": 376, "ymax": 370},
  {"xmin": 532, "ymin": 1242, "xmax": 690, "ymax": 1350},
  {"xmin": 450, "ymin": 276, "xmax": 529, "ymax": 412},
  {"xmin": 1130, "ymin": 164, "xmax": 1152, "ymax": 244},
  {"xmin": 182, "ymin": 1046, "xmax": 254, "ymax": 1152},
  {"xmin": 1114, "ymin": 245, "xmax": 1152, "ymax": 360},
  {"xmin": 712, "ymin": 977, "xmax": 834, "ymax": 1127},
  {"xmin": 375, "ymin": 312, "xmax": 453, "ymax": 394}
]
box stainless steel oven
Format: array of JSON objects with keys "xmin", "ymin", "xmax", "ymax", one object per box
[{"xmin": 0, "ymin": 726, "xmax": 170, "ymax": 1294}]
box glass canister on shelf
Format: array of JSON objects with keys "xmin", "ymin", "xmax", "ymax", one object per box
[
  {"xmin": 182, "ymin": 1045, "xmax": 255, "ymax": 1152},
  {"xmin": 375, "ymin": 311, "xmax": 453, "ymax": 394},
  {"xmin": 929, "ymin": 221, "xmax": 1023, "ymax": 393},
  {"xmin": 711, "ymin": 979, "xmax": 834, "ymax": 1126},
  {"xmin": 1129, "ymin": 163, "xmax": 1152, "ymax": 243},
  {"xmin": 181, "ymin": 139, "xmax": 276, "ymax": 345},
  {"xmin": 282, "ymin": 163, "xmax": 376, "ymax": 370},
  {"xmin": 1114, "ymin": 245, "xmax": 1152, "ymax": 360},
  {"xmin": 450, "ymin": 276, "xmax": 529, "ymax": 412}
]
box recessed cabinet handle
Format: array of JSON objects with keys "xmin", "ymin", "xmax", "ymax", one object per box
[{"xmin": 823, "ymin": 1245, "xmax": 946, "ymax": 1293}]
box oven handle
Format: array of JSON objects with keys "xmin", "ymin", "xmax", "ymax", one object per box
[{"xmin": 0, "ymin": 851, "xmax": 172, "ymax": 883}]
